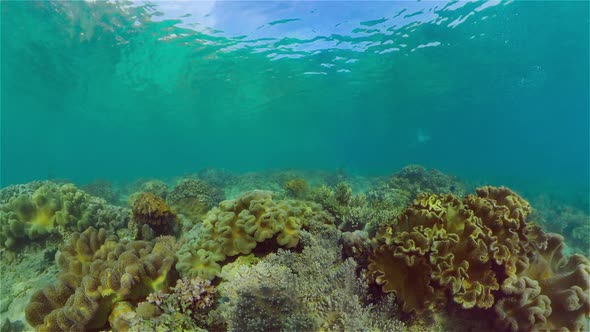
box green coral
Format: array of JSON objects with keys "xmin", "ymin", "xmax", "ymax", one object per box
[{"xmin": 176, "ymin": 190, "xmax": 333, "ymax": 280}]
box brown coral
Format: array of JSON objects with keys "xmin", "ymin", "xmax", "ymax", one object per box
[{"xmin": 132, "ymin": 192, "xmax": 178, "ymax": 236}]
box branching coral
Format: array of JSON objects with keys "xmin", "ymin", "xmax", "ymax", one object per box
[
  {"xmin": 310, "ymin": 182, "xmax": 396, "ymax": 232},
  {"xmin": 216, "ymin": 225, "xmax": 406, "ymax": 332},
  {"xmin": 368, "ymin": 186, "xmax": 590, "ymax": 331},
  {"xmin": 0, "ymin": 182, "xmax": 129, "ymax": 249},
  {"xmin": 132, "ymin": 192, "xmax": 178, "ymax": 237},
  {"xmin": 176, "ymin": 190, "xmax": 334, "ymax": 280},
  {"xmin": 25, "ymin": 227, "xmax": 177, "ymax": 331},
  {"xmin": 146, "ymin": 277, "xmax": 216, "ymax": 317},
  {"xmin": 219, "ymin": 261, "xmax": 311, "ymax": 332}
]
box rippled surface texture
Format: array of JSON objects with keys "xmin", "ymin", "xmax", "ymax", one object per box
[{"xmin": 1, "ymin": 1, "xmax": 588, "ymax": 198}]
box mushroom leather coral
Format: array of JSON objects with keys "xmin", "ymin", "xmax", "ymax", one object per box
[
  {"xmin": 368, "ymin": 186, "xmax": 590, "ymax": 331},
  {"xmin": 25, "ymin": 227, "xmax": 177, "ymax": 332},
  {"xmin": 0, "ymin": 182, "xmax": 127, "ymax": 249},
  {"xmin": 177, "ymin": 190, "xmax": 333, "ymax": 280},
  {"xmin": 0, "ymin": 183, "xmax": 86, "ymax": 248}
]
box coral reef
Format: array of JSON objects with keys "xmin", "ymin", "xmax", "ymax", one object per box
[
  {"xmin": 2, "ymin": 170, "xmax": 587, "ymax": 332},
  {"xmin": 531, "ymin": 195, "xmax": 590, "ymax": 254},
  {"xmin": 196, "ymin": 168, "xmax": 237, "ymax": 188},
  {"xmin": 81, "ymin": 179, "xmax": 120, "ymax": 205},
  {"xmin": 166, "ymin": 179, "xmax": 224, "ymax": 222},
  {"xmin": 176, "ymin": 190, "xmax": 334, "ymax": 280},
  {"xmin": 127, "ymin": 179, "xmax": 170, "ymax": 200},
  {"xmin": 0, "ymin": 182, "xmax": 129, "ymax": 249},
  {"xmin": 366, "ymin": 165, "xmax": 467, "ymax": 222},
  {"xmin": 25, "ymin": 227, "xmax": 177, "ymax": 331},
  {"xmin": 368, "ymin": 186, "xmax": 590, "ymax": 331},
  {"xmin": 131, "ymin": 192, "xmax": 179, "ymax": 237}
]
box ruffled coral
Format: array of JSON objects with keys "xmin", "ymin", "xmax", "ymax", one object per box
[
  {"xmin": 368, "ymin": 186, "xmax": 590, "ymax": 331},
  {"xmin": 176, "ymin": 190, "xmax": 333, "ymax": 280},
  {"xmin": 25, "ymin": 227, "xmax": 177, "ymax": 331}
]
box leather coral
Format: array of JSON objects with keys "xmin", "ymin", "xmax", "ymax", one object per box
[{"xmin": 369, "ymin": 186, "xmax": 590, "ymax": 331}]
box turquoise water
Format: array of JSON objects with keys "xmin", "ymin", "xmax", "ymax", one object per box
[{"xmin": 2, "ymin": 1, "xmax": 589, "ymax": 201}]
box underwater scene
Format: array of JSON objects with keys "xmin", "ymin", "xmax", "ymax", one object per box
[{"xmin": 1, "ymin": 1, "xmax": 589, "ymax": 331}]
